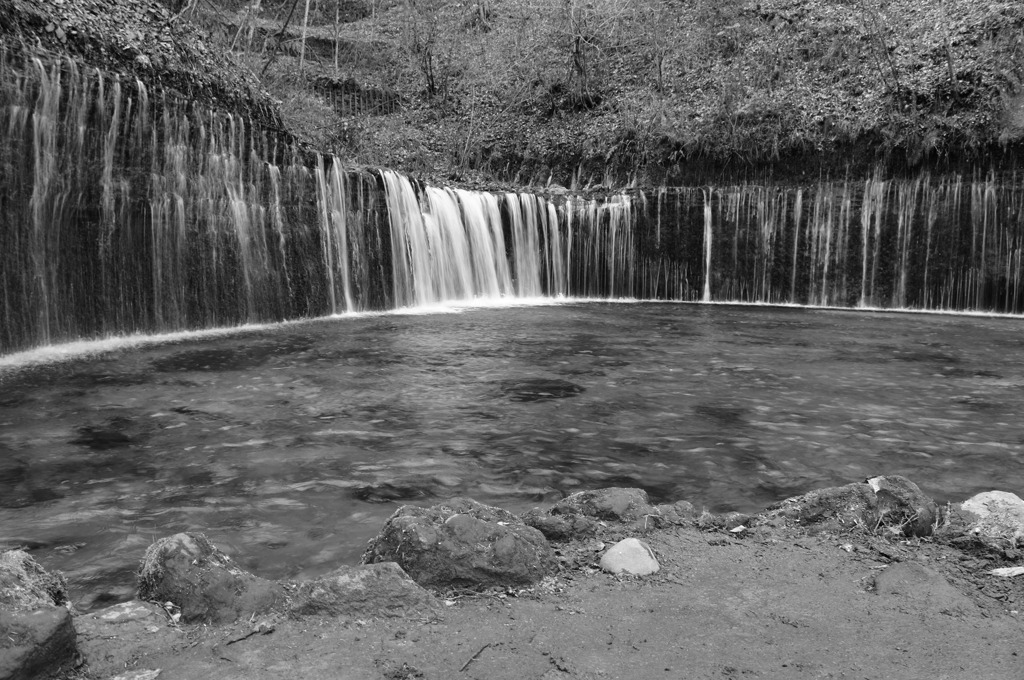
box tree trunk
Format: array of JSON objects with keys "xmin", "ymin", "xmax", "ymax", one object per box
[{"xmin": 299, "ymin": 0, "xmax": 313, "ymax": 75}]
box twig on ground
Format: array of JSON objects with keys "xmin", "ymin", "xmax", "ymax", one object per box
[{"xmin": 459, "ymin": 642, "xmax": 492, "ymax": 672}]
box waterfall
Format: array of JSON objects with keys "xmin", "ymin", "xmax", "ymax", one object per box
[{"xmin": 3, "ymin": 45, "xmax": 1024, "ymax": 357}]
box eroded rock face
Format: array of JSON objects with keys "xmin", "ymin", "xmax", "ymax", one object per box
[
  {"xmin": 137, "ymin": 533, "xmax": 284, "ymax": 624},
  {"xmin": 762, "ymin": 475, "xmax": 938, "ymax": 537},
  {"xmin": 957, "ymin": 491, "xmax": 1024, "ymax": 542},
  {"xmin": 289, "ymin": 562, "xmax": 439, "ymax": 619},
  {"xmin": 362, "ymin": 498, "xmax": 556, "ymax": 589},
  {"xmin": 0, "ymin": 550, "xmax": 76, "ymax": 680}
]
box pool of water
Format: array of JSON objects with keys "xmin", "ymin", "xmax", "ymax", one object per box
[{"xmin": 2, "ymin": 301, "xmax": 1023, "ymax": 609}]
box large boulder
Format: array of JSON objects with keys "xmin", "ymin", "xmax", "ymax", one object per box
[
  {"xmin": 955, "ymin": 490, "xmax": 1024, "ymax": 543},
  {"xmin": 137, "ymin": 533, "xmax": 284, "ymax": 624},
  {"xmin": 362, "ymin": 498, "xmax": 556, "ymax": 589},
  {"xmin": 761, "ymin": 476, "xmax": 938, "ymax": 537},
  {"xmin": 0, "ymin": 550, "xmax": 77, "ymax": 680},
  {"xmin": 289, "ymin": 562, "xmax": 439, "ymax": 619}
]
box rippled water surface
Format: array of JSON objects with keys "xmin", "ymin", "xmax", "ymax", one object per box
[{"xmin": 2, "ymin": 302, "xmax": 1024, "ymax": 609}]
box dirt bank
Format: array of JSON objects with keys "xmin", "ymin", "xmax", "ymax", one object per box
[{"xmin": 65, "ymin": 520, "xmax": 1024, "ymax": 680}]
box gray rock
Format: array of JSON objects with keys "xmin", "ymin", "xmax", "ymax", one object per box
[
  {"xmin": 1, "ymin": 551, "xmax": 76, "ymax": 680},
  {"xmin": 867, "ymin": 475, "xmax": 938, "ymax": 537},
  {"xmin": 957, "ymin": 490, "xmax": 1024, "ymax": 542},
  {"xmin": 653, "ymin": 501, "xmax": 699, "ymax": 525},
  {"xmin": 137, "ymin": 533, "xmax": 284, "ymax": 624},
  {"xmin": 289, "ymin": 562, "xmax": 439, "ymax": 619},
  {"xmin": 0, "ymin": 607, "xmax": 77, "ymax": 680},
  {"xmin": 362, "ymin": 498, "xmax": 556, "ymax": 589},
  {"xmin": 521, "ymin": 507, "xmax": 599, "ymax": 541},
  {"xmin": 762, "ymin": 476, "xmax": 938, "ymax": 537},
  {"xmin": 75, "ymin": 601, "xmax": 180, "ymax": 678},
  {"xmin": 599, "ymin": 538, "xmax": 660, "ymax": 576},
  {"xmin": 551, "ymin": 487, "xmax": 658, "ymax": 523}
]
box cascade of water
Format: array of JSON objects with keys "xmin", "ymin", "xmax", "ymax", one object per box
[
  {"xmin": 702, "ymin": 188, "xmax": 712, "ymax": 302},
  {"xmin": 6, "ymin": 45, "xmax": 1024, "ymax": 357}
]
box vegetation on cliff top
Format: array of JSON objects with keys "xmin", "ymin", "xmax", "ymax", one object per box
[{"xmin": 3, "ymin": 0, "xmax": 1024, "ymax": 186}]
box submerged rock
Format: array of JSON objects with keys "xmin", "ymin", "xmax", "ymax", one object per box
[
  {"xmin": 956, "ymin": 490, "xmax": 1024, "ymax": 542},
  {"xmin": 499, "ymin": 378, "xmax": 584, "ymax": 402},
  {"xmin": 362, "ymin": 498, "xmax": 556, "ymax": 589},
  {"xmin": 289, "ymin": 562, "xmax": 438, "ymax": 619},
  {"xmin": 0, "ymin": 550, "xmax": 77, "ymax": 680},
  {"xmin": 599, "ymin": 538, "xmax": 660, "ymax": 576},
  {"xmin": 137, "ymin": 533, "xmax": 284, "ymax": 624},
  {"xmin": 762, "ymin": 475, "xmax": 938, "ymax": 537}
]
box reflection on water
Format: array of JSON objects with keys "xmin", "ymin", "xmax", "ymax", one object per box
[{"xmin": 2, "ymin": 302, "xmax": 1023, "ymax": 609}]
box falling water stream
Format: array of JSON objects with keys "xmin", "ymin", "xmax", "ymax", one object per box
[{"xmin": 3, "ymin": 45, "xmax": 1024, "ymax": 610}]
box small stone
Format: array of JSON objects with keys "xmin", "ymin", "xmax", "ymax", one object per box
[{"xmin": 599, "ymin": 538, "xmax": 660, "ymax": 576}]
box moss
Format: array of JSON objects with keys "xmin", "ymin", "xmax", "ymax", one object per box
[{"xmin": 0, "ymin": 550, "xmax": 69, "ymax": 610}]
